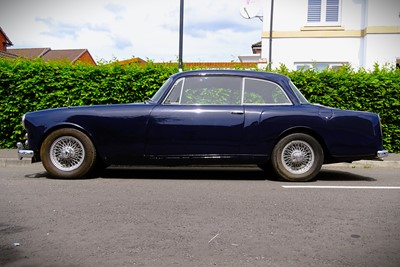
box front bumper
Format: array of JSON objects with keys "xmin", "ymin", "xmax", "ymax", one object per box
[{"xmin": 17, "ymin": 141, "xmax": 34, "ymax": 160}]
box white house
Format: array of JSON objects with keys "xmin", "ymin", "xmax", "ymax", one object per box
[{"xmin": 255, "ymin": 0, "xmax": 400, "ymax": 70}]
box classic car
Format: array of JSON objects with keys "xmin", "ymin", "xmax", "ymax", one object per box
[{"xmin": 17, "ymin": 69, "xmax": 388, "ymax": 181}]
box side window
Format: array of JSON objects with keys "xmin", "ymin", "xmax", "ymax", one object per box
[
  {"xmin": 243, "ymin": 78, "xmax": 291, "ymax": 105},
  {"xmin": 181, "ymin": 76, "xmax": 242, "ymax": 105}
]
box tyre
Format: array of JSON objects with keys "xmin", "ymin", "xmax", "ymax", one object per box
[
  {"xmin": 40, "ymin": 128, "xmax": 97, "ymax": 179},
  {"xmin": 271, "ymin": 133, "xmax": 323, "ymax": 182}
]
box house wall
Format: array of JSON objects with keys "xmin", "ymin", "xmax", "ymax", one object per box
[
  {"xmin": 77, "ymin": 51, "xmax": 96, "ymax": 65},
  {"xmin": 363, "ymin": 33, "xmax": 400, "ymax": 68},
  {"xmin": 260, "ymin": 0, "xmax": 400, "ymax": 70},
  {"xmin": 362, "ymin": 0, "xmax": 400, "ymax": 68},
  {"xmin": 266, "ymin": 37, "xmax": 363, "ymax": 68},
  {"xmin": 0, "ymin": 33, "xmax": 7, "ymax": 51}
]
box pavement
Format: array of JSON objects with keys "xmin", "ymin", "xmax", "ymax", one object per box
[{"xmin": 1, "ymin": 149, "xmax": 400, "ymax": 168}]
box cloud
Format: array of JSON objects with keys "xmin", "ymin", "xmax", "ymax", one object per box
[
  {"xmin": 111, "ymin": 35, "xmax": 132, "ymax": 50},
  {"xmin": 184, "ymin": 20, "xmax": 260, "ymax": 38},
  {"xmin": 104, "ymin": 2, "xmax": 126, "ymax": 21},
  {"xmin": 163, "ymin": 1, "xmax": 261, "ymax": 39},
  {"xmin": 105, "ymin": 3, "xmax": 125, "ymax": 13},
  {"xmin": 35, "ymin": 17, "xmax": 110, "ymax": 40},
  {"xmin": 36, "ymin": 17, "xmax": 80, "ymax": 39},
  {"xmin": 84, "ymin": 23, "xmax": 110, "ymax": 33}
]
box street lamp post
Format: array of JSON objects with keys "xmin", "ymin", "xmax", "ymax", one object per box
[
  {"xmin": 178, "ymin": 0, "xmax": 184, "ymax": 72},
  {"xmin": 268, "ymin": 0, "xmax": 274, "ymax": 69}
]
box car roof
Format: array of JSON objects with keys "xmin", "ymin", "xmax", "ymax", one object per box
[{"xmin": 171, "ymin": 69, "xmax": 289, "ymax": 82}]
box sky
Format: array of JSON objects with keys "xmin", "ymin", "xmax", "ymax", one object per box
[{"xmin": 0, "ymin": 0, "xmax": 264, "ymax": 63}]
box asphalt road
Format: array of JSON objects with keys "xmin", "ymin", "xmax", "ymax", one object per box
[{"xmin": 1, "ymin": 164, "xmax": 400, "ymax": 267}]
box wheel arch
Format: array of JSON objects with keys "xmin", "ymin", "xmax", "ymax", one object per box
[
  {"xmin": 275, "ymin": 127, "xmax": 331, "ymax": 162},
  {"xmin": 38, "ymin": 123, "xmax": 96, "ymax": 161}
]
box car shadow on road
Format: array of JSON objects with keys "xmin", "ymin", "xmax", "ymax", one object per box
[
  {"xmin": 316, "ymin": 169, "xmax": 376, "ymax": 182},
  {"xmin": 95, "ymin": 166, "xmax": 376, "ymax": 182},
  {"xmin": 96, "ymin": 166, "xmax": 269, "ymax": 181},
  {"xmin": 24, "ymin": 166, "xmax": 376, "ymax": 182}
]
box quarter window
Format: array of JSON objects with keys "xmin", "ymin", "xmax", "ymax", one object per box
[
  {"xmin": 243, "ymin": 78, "xmax": 291, "ymax": 105},
  {"xmin": 164, "ymin": 79, "xmax": 184, "ymax": 104}
]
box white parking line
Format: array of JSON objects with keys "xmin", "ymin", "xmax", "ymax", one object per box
[{"xmin": 282, "ymin": 185, "xmax": 400, "ymax": 190}]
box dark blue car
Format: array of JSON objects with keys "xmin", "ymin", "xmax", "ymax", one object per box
[{"xmin": 17, "ymin": 70, "xmax": 388, "ymax": 181}]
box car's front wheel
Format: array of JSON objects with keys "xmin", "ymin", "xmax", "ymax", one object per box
[
  {"xmin": 40, "ymin": 128, "xmax": 96, "ymax": 179},
  {"xmin": 271, "ymin": 133, "xmax": 323, "ymax": 182}
]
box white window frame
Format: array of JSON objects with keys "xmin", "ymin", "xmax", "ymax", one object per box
[{"xmin": 307, "ymin": 0, "xmax": 342, "ymax": 26}]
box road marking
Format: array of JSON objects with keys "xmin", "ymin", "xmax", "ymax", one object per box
[
  {"xmin": 208, "ymin": 233, "xmax": 219, "ymax": 243},
  {"xmin": 282, "ymin": 185, "xmax": 400, "ymax": 190}
]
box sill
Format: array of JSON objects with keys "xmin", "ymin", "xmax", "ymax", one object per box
[{"xmin": 301, "ymin": 26, "xmax": 344, "ymax": 31}]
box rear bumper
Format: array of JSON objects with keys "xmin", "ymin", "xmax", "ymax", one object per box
[
  {"xmin": 17, "ymin": 142, "xmax": 34, "ymax": 160},
  {"xmin": 377, "ymin": 150, "xmax": 389, "ymax": 158}
]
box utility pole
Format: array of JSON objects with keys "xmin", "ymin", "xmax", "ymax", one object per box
[{"xmin": 178, "ymin": 0, "xmax": 184, "ymax": 72}]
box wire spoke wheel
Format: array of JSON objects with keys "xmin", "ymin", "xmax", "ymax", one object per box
[
  {"xmin": 41, "ymin": 128, "xmax": 96, "ymax": 179},
  {"xmin": 281, "ymin": 140, "xmax": 314, "ymax": 174},
  {"xmin": 50, "ymin": 136, "xmax": 85, "ymax": 171},
  {"xmin": 271, "ymin": 133, "xmax": 323, "ymax": 182}
]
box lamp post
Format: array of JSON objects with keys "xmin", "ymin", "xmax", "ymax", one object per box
[
  {"xmin": 268, "ymin": 0, "xmax": 274, "ymax": 70},
  {"xmin": 178, "ymin": 0, "xmax": 184, "ymax": 72}
]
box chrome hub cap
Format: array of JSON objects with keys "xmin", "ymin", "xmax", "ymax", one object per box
[
  {"xmin": 291, "ymin": 150, "xmax": 305, "ymax": 164},
  {"xmin": 60, "ymin": 147, "xmax": 75, "ymax": 159},
  {"xmin": 50, "ymin": 136, "xmax": 85, "ymax": 172},
  {"xmin": 282, "ymin": 140, "xmax": 315, "ymax": 174}
]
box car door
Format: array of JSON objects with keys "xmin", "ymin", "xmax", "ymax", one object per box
[
  {"xmin": 145, "ymin": 75, "xmax": 245, "ymax": 157},
  {"xmin": 241, "ymin": 77, "xmax": 293, "ymax": 156}
]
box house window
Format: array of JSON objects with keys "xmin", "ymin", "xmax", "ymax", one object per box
[
  {"xmin": 295, "ymin": 62, "xmax": 348, "ymax": 71},
  {"xmin": 307, "ymin": 0, "xmax": 341, "ymax": 24},
  {"xmin": 296, "ymin": 64, "xmax": 312, "ymax": 71}
]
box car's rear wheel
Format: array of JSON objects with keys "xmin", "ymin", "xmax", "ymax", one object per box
[
  {"xmin": 271, "ymin": 133, "xmax": 323, "ymax": 182},
  {"xmin": 40, "ymin": 128, "xmax": 96, "ymax": 179}
]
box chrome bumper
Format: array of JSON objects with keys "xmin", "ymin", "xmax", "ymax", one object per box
[
  {"xmin": 377, "ymin": 150, "xmax": 389, "ymax": 158},
  {"xmin": 17, "ymin": 142, "xmax": 34, "ymax": 160}
]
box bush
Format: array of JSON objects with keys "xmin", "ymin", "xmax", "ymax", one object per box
[{"xmin": 0, "ymin": 58, "xmax": 399, "ymax": 152}]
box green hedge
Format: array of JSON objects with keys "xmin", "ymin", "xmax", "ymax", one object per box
[
  {"xmin": 1, "ymin": 58, "xmax": 399, "ymax": 152},
  {"xmin": 276, "ymin": 64, "xmax": 400, "ymax": 153}
]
